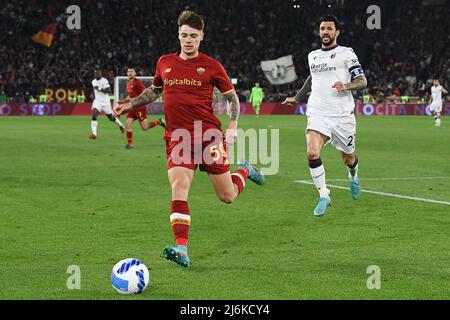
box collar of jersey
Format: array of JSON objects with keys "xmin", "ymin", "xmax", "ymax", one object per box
[
  {"xmin": 321, "ymin": 44, "xmax": 339, "ymax": 52},
  {"xmin": 176, "ymin": 51, "xmax": 202, "ymax": 62}
]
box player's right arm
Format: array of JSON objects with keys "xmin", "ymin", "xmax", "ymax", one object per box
[
  {"xmin": 282, "ymin": 75, "xmax": 312, "ymax": 106},
  {"xmin": 113, "ymin": 86, "xmax": 162, "ymax": 116}
]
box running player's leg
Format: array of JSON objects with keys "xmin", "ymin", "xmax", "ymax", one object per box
[
  {"xmin": 89, "ymin": 108, "xmax": 99, "ymax": 139},
  {"xmin": 430, "ymin": 104, "xmax": 440, "ymax": 126},
  {"xmin": 205, "ymin": 140, "xmax": 264, "ymax": 203},
  {"xmin": 306, "ymin": 129, "xmax": 331, "ymax": 216},
  {"xmin": 208, "ymin": 170, "xmax": 249, "ymax": 204},
  {"xmin": 329, "ymin": 115, "xmax": 360, "ymax": 200},
  {"xmin": 125, "ymin": 116, "xmax": 134, "ymax": 148},
  {"xmin": 435, "ymin": 103, "xmax": 442, "ymax": 126},
  {"xmin": 341, "ymin": 152, "xmax": 360, "ymax": 200},
  {"xmin": 163, "ymin": 166, "xmax": 195, "ymax": 267},
  {"xmin": 106, "ymin": 113, "xmax": 125, "ymax": 133},
  {"xmin": 137, "ymin": 109, "xmax": 166, "ymax": 131}
]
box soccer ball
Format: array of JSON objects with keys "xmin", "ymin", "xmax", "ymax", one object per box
[{"xmin": 111, "ymin": 258, "xmax": 150, "ymax": 294}]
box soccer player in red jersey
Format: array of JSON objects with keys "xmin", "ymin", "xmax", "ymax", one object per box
[
  {"xmin": 113, "ymin": 11, "xmax": 265, "ymax": 267},
  {"xmin": 118, "ymin": 68, "xmax": 166, "ymax": 149}
]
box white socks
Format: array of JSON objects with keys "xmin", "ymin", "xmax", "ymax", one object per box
[
  {"xmin": 114, "ymin": 117, "xmax": 124, "ymax": 127},
  {"xmin": 347, "ymin": 163, "xmax": 359, "ymax": 181},
  {"xmin": 309, "ymin": 158, "xmax": 329, "ymax": 198},
  {"xmin": 91, "ymin": 120, "xmax": 98, "ymax": 136}
]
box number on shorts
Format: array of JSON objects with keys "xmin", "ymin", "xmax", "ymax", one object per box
[
  {"xmin": 347, "ymin": 135, "xmax": 355, "ymax": 147},
  {"xmin": 210, "ymin": 143, "xmax": 229, "ymax": 164}
]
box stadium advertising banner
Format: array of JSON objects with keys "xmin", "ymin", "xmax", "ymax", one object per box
[
  {"xmin": 44, "ymin": 88, "xmax": 89, "ymax": 102},
  {"xmin": 0, "ymin": 102, "xmax": 449, "ymax": 116}
]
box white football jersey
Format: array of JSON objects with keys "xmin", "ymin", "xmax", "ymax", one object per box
[
  {"xmin": 307, "ymin": 45, "xmax": 364, "ymax": 117},
  {"xmin": 431, "ymin": 85, "xmax": 443, "ymax": 103},
  {"xmin": 91, "ymin": 77, "xmax": 110, "ymax": 103}
]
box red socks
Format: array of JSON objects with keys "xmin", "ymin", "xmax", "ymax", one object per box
[
  {"xmin": 169, "ymin": 170, "xmax": 248, "ymax": 247},
  {"xmin": 231, "ymin": 168, "xmax": 249, "ymax": 196},
  {"xmin": 127, "ymin": 131, "xmax": 133, "ymax": 145},
  {"xmin": 149, "ymin": 120, "xmax": 160, "ymax": 129},
  {"xmin": 170, "ymin": 200, "xmax": 190, "ymax": 246}
]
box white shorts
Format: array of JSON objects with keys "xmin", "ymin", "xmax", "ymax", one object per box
[
  {"xmin": 92, "ymin": 100, "xmax": 113, "ymax": 114},
  {"xmin": 430, "ymin": 102, "xmax": 442, "ymax": 113},
  {"xmin": 306, "ymin": 114, "xmax": 356, "ymax": 154}
]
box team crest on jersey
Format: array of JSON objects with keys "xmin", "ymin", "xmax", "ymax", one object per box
[
  {"xmin": 331, "ymin": 53, "xmax": 336, "ymax": 59},
  {"xmin": 165, "ymin": 68, "xmax": 172, "ymax": 73},
  {"xmin": 197, "ymin": 67, "xmax": 205, "ymax": 75}
]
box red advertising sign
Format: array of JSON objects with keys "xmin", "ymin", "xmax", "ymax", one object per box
[{"xmin": 1, "ymin": 102, "xmax": 449, "ymax": 116}]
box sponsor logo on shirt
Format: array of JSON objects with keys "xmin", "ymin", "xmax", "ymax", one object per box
[
  {"xmin": 164, "ymin": 78, "xmax": 202, "ymax": 87},
  {"xmin": 310, "ymin": 62, "xmax": 337, "ymax": 73},
  {"xmin": 165, "ymin": 68, "xmax": 172, "ymax": 73}
]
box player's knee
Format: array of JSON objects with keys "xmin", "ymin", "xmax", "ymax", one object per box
[
  {"xmin": 307, "ymin": 150, "xmax": 320, "ymax": 160},
  {"xmin": 218, "ymin": 192, "xmax": 235, "ymax": 204},
  {"xmin": 171, "ymin": 180, "xmax": 190, "ymax": 194}
]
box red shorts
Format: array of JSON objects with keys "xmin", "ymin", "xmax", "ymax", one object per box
[
  {"xmin": 126, "ymin": 107, "xmax": 147, "ymax": 121},
  {"xmin": 165, "ymin": 136, "xmax": 230, "ymax": 175}
]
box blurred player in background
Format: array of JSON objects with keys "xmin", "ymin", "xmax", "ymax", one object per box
[
  {"xmin": 89, "ymin": 70, "xmax": 125, "ymax": 140},
  {"xmin": 249, "ymin": 82, "xmax": 264, "ymax": 117},
  {"xmin": 429, "ymin": 79, "xmax": 448, "ymax": 127},
  {"xmin": 117, "ymin": 67, "xmax": 166, "ymax": 149},
  {"xmin": 113, "ymin": 11, "xmax": 265, "ymax": 267},
  {"xmin": 283, "ymin": 15, "xmax": 367, "ymax": 217}
]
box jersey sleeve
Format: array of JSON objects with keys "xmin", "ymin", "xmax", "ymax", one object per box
[
  {"xmin": 345, "ymin": 48, "xmax": 365, "ymax": 81},
  {"xmin": 211, "ymin": 61, "xmax": 234, "ymax": 95},
  {"xmin": 152, "ymin": 57, "xmax": 164, "ymax": 89}
]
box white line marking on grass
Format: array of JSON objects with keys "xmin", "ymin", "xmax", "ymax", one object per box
[
  {"xmin": 294, "ymin": 180, "xmax": 450, "ymax": 206},
  {"xmin": 325, "ymin": 177, "xmax": 450, "ymax": 182}
]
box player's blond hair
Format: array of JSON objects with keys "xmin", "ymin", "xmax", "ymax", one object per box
[{"xmin": 178, "ymin": 10, "xmax": 204, "ymax": 31}]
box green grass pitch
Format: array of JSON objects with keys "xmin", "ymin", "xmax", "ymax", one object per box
[{"xmin": 1, "ymin": 115, "xmax": 449, "ymax": 300}]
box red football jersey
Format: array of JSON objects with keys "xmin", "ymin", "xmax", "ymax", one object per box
[
  {"xmin": 127, "ymin": 78, "xmax": 146, "ymax": 98},
  {"xmin": 152, "ymin": 52, "xmax": 234, "ymax": 140}
]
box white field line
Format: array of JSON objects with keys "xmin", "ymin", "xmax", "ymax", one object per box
[
  {"xmin": 294, "ymin": 180, "xmax": 450, "ymax": 206},
  {"xmin": 325, "ymin": 177, "xmax": 450, "ymax": 182}
]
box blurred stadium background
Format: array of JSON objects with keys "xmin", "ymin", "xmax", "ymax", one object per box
[{"xmin": 1, "ymin": 0, "xmax": 449, "ymax": 108}]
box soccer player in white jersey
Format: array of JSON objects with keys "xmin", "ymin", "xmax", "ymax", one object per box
[
  {"xmin": 429, "ymin": 79, "xmax": 448, "ymax": 127},
  {"xmin": 282, "ymin": 15, "xmax": 367, "ymax": 217},
  {"xmin": 89, "ymin": 70, "xmax": 125, "ymax": 140}
]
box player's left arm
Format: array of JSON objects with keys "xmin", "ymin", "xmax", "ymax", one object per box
[
  {"xmin": 333, "ymin": 73, "xmax": 367, "ymax": 92},
  {"xmin": 223, "ymin": 90, "xmax": 240, "ymax": 145},
  {"xmin": 212, "ymin": 61, "xmax": 240, "ymax": 145},
  {"xmin": 99, "ymin": 87, "xmax": 112, "ymax": 94},
  {"xmin": 333, "ymin": 49, "xmax": 368, "ymax": 92},
  {"xmin": 443, "ymin": 87, "xmax": 449, "ymax": 95},
  {"xmin": 95, "ymin": 81, "xmax": 112, "ymax": 94},
  {"xmin": 342, "ymin": 74, "xmax": 368, "ymax": 91}
]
